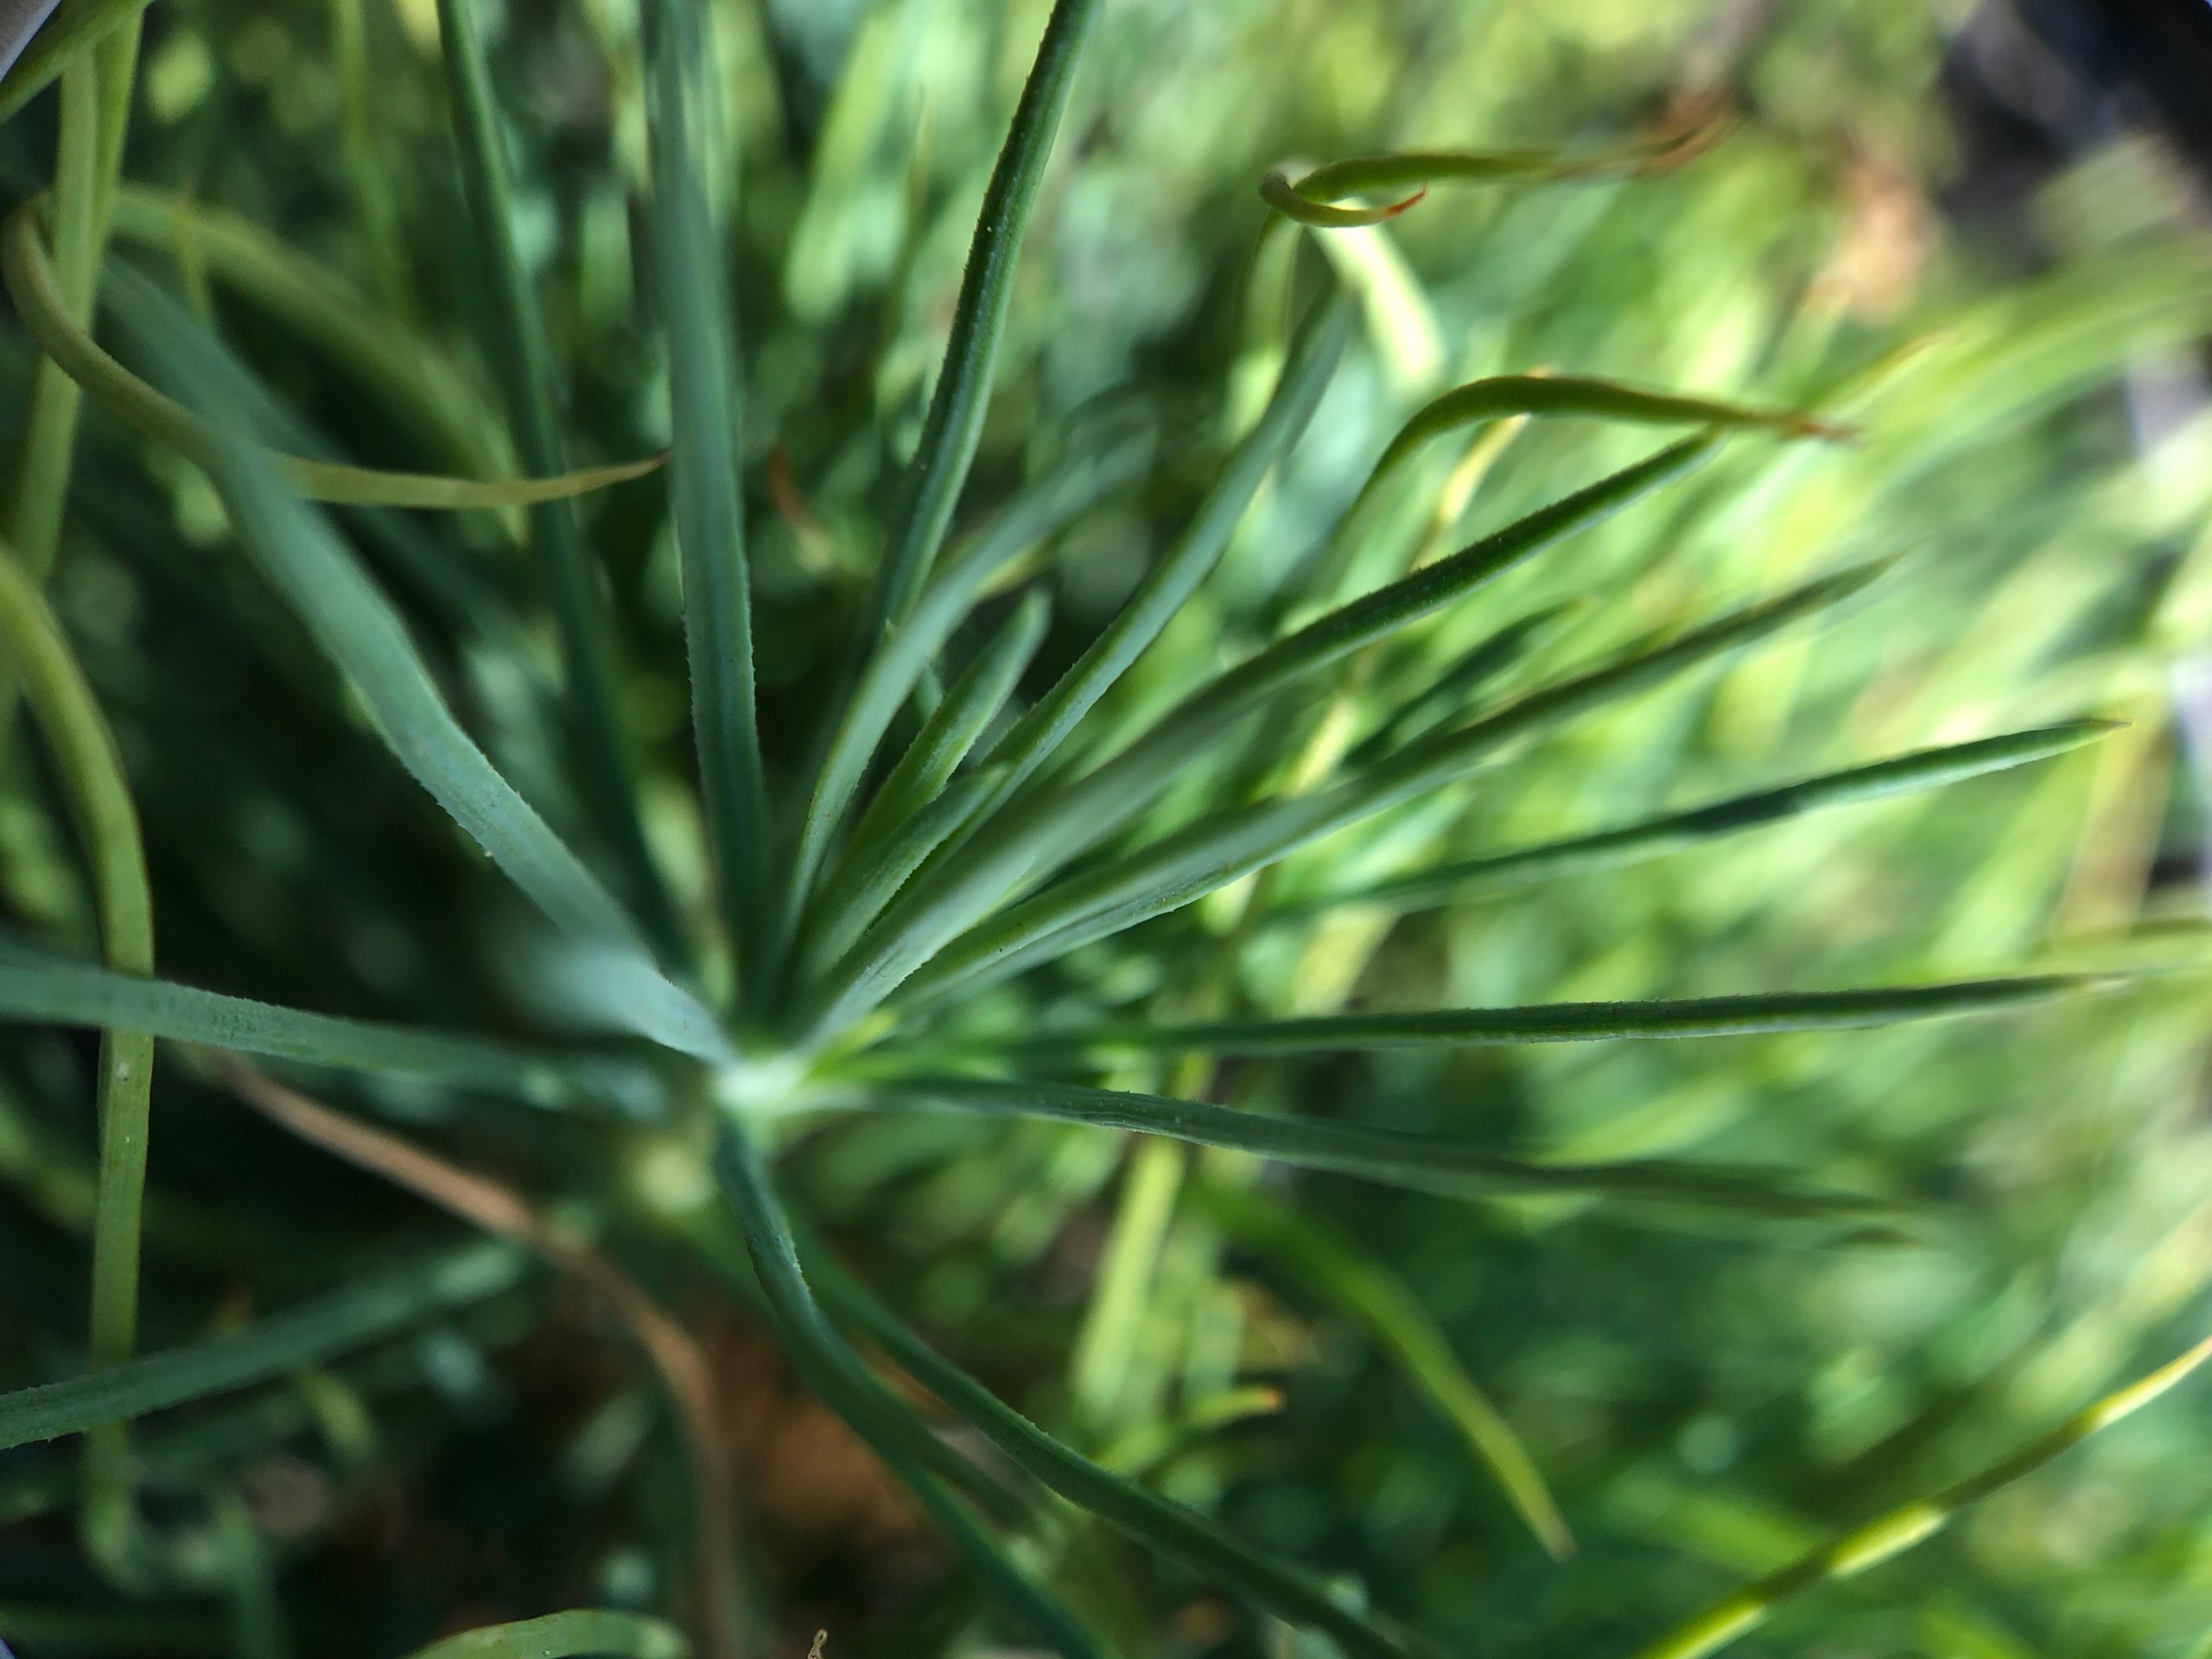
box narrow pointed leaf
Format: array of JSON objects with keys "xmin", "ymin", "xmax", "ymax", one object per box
[
  {"xmin": 433, "ymin": 0, "xmax": 680, "ymax": 957},
  {"xmin": 0, "ymin": 0, "xmax": 146, "ymax": 122},
  {"xmin": 0, "ymin": 954, "xmax": 654, "ymax": 1109},
  {"xmin": 989, "ymin": 976, "xmax": 2101, "ymax": 1058},
  {"xmin": 1630, "ymin": 1335, "xmax": 2212, "ymax": 1659},
  {"xmin": 865, "ymin": 1076, "xmax": 1885, "ymax": 1217},
  {"xmin": 789, "ymin": 431, "xmax": 1141, "ymax": 921},
  {"xmin": 105, "ymin": 186, "xmax": 502, "ymax": 480},
  {"xmin": 1265, "ymin": 116, "xmax": 1727, "ymax": 226},
  {"xmin": 110, "ymin": 270, "xmax": 725, "ymax": 1061},
  {"xmin": 1303, "ymin": 375, "xmax": 1843, "ymax": 601},
  {"xmin": 806, "ymin": 1249, "xmax": 1441, "ymax": 1659},
  {"xmin": 810, "ymin": 766, "xmax": 1009, "ymax": 975},
  {"xmin": 798, "ymin": 297, "xmax": 1355, "ymax": 1037},
  {"xmin": 1, "ymin": 206, "xmax": 664, "ymax": 508},
  {"xmin": 0, "ymin": 1240, "xmax": 528, "ymax": 1452},
  {"xmin": 5, "ymin": 48, "xmax": 102, "ymax": 590},
  {"xmin": 990, "ymin": 435, "xmax": 1711, "ymax": 880},
  {"xmin": 1344, "ymin": 601, "xmax": 1580, "ymax": 766},
  {"xmin": 902, "ymin": 550, "xmax": 1872, "ymax": 1005},
  {"xmin": 1306, "ymin": 720, "xmax": 2122, "ymax": 916},
  {"xmin": 713, "ymin": 1125, "xmax": 1106, "ymax": 1658},
  {"xmin": 643, "ymin": 0, "xmax": 772, "ymax": 995},
  {"xmin": 844, "ymin": 588, "xmax": 1054, "ymax": 869},
  {"xmin": 401, "ymin": 1611, "xmax": 689, "ymax": 1659},
  {"xmin": 852, "ymin": 0, "xmax": 1103, "ymax": 646},
  {"xmin": 0, "ymin": 540, "xmax": 156, "ymax": 1539}
]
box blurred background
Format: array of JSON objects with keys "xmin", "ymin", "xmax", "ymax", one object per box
[{"xmin": 3, "ymin": 1, "xmax": 2212, "ymax": 1656}]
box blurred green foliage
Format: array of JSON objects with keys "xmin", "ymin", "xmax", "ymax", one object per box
[{"xmin": 3, "ymin": 3, "xmax": 2211, "ymax": 1658}]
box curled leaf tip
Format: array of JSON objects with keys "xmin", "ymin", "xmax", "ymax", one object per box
[
  {"xmin": 1630, "ymin": 102, "xmax": 1740, "ymax": 175},
  {"xmin": 1376, "ymin": 184, "xmax": 1429, "ymax": 221},
  {"xmin": 2, "ymin": 201, "xmax": 664, "ymax": 512},
  {"xmin": 1260, "ymin": 168, "xmax": 1427, "ymax": 228},
  {"xmin": 1784, "ymin": 412, "xmax": 1860, "ymax": 442}
]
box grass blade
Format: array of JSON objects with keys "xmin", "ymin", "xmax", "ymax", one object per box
[
  {"xmin": 897, "ymin": 536, "xmax": 1868, "ymax": 1007},
  {"xmin": 713, "ymin": 1123, "xmax": 1107, "ymax": 1658},
  {"xmin": 401, "ymin": 1612, "xmax": 689, "ymax": 1659},
  {"xmin": 0, "ymin": 952, "xmax": 653, "ymax": 1109},
  {"xmin": 0, "ymin": 550, "xmax": 155, "ymax": 1567},
  {"xmin": 0, "ymin": 1239, "xmax": 528, "ymax": 1452},
  {"xmin": 1302, "ymin": 377, "xmax": 1840, "ymax": 602},
  {"xmin": 0, "ymin": 0, "xmax": 145, "ymax": 122},
  {"xmin": 1201, "ymin": 1181, "xmax": 1573, "ymax": 1560},
  {"xmin": 1343, "ymin": 601, "xmax": 1580, "ymax": 767},
  {"xmin": 968, "ymin": 296, "xmax": 1355, "ymax": 809},
  {"xmin": 786, "ymin": 431, "xmax": 1142, "ymax": 931},
  {"xmin": 846, "ymin": 589, "xmax": 1053, "ymax": 868},
  {"xmin": 984, "ymin": 976, "xmax": 2101, "ymax": 1058},
  {"xmin": 642, "ymin": 0, "xmax": 772, "ymax": 1000},
  {"xmin": 863, "ymin": 1075, "xmax": 1884, "ymax": 1217},
  {"xmin": 1, "ymin": 205, "xmax": 665, "ymax": 509},
  {"xmin": 6, "ymin": 50, "xmax": 100, "ymax": 585},
  {"xmin": 1306, "ymin": 720, "xmax": 2122, "ymax": 916},
  {"xmin": 806, "ymin": 1248, "xmax": 1442, "ymax": 1659},
  {"xmin": 795, "ymin": 298, "xmax": 1350, "ymax": 1035},
  {"xmin": 809, "ymin": 766, "xmax": 1010, "ymax": 976},
  {"xmin": 1630, "ymin": 1335, "xmax": 2212, "ymax": 1659},
  {"xmin": 922, "ymin": 437, "xmax": 1712, "ymax": 975},
  {"xmin": 111, "ymin": 269, "xmax": 725, "ymax": 1062},
  {"xmin": 429, "ymin": 0, "xmax": 684, "ymax": 962},
  {"xmin": 1262, "ymin": 115, "xmax": 1726, "ymax": 226},
  {"xmin": 105, "ymin": 186, "xmax": 503, "ymax": 480},
  {"xmin": 808, "ymin": 593, "xmax": 1055, "ymax": 964},
  {"xmin": 850, "ymin": 0, "xmax": 1103, "ymax": 647}
]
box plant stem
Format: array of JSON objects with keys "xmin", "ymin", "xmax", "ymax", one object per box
[{"xmin": 0, "ymin": 551, "xmax": 156, "ymax": 1582}]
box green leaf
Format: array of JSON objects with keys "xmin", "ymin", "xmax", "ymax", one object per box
[
  {"xmin": 1630, "ymin": 1335, "xmax": 2212, "ymax": 1659},
  {"xmin": 432, "ymin": 0, "xmax": 681, "ymax": 961},
  {"xmin": 0, "ymin": 550, "xmax": 156, "ymax": 1555},
  {"xmin": 901, "ymin": 539, "xmax": 1869, "ymax": 1008},
  {"xmin": 792, "ymin": 298, "xmax": 1357, "ymax": 1035},
  {"xmin": 1262, "ymin": 116, "xmax": 1726, "ymax": 226},
  {"xmin": 809, "ymin": 765, "xmax": 1011, "ymax": 976},
  {"xmin": 0, "ymin": 952, "xmax": 654, "ymax": 1109},
  {"xmin": 1342, "ymin": 601, "xmax": 1580, "ymax": 767},
  {"xmin": 713, "ymin": 1124, "xmax": 1107, "ymax": 1658},
  {"xmin": 1201, "ymin": 1181, "xmax": 1573, "ymax": 1560},
  {"xmin": 642, "ymin": 0, "xmax": 772, "ymax": 1000},
  {"xmin": 982, "ymin": 976, "xmax": 2102, "ymax": 1058},
  {"xmin": 849, "ymin": 0, "xmax": 1103, "ymax": 647},
  {"xmin": 843, "ymin": 588, "xmax": 1055, "ymax": 874},
  {"xmin": 5, "ymin": 45, "xmax": 102, "ymax": 588},
  {"xmin": 108, "ymin": 268, "xmax": 726, "ymax": 1062},
  {"xmin": 808, "ymin": 590, "xmax": 1058, "ymax": 967},
  {"xmin": 0, "ymin": 204, "xmax": 667, "ymax": 509},
  {"xmin": 0, "ymin": 0, "xmax": 146, "ymax": 124},
  {"xmin": 862, "ymin": 1074, "xmax": 1887, "ymax": 1217},
  {"xmin": 105, "ymin": 186, "xmax": 504, "ymax": 480},
  {"xmin": 805, "ymin": 1248, "xmax": 1443, "ymax": 1659},
  {"xmin": 0, "ymin": 1240, "xmax": 529, "ymax": 1453},
  {"xmin": 1302, "ymin": 376, "xmax": 1841, "ymax": 602},
  {"xmin": 400, "ymin": 1611, "xmax": 690, "ymax": 1659},
  {"xmin": 950, "ymin": 435, "xmax": 1709, "ymax": 923},
  {"xmin": 786, "ymin": 430, "xmax": 1143, "ymax": 934},
  {"xmin": 1302, "ymin": 720, "xmax": 2122, "ymax": 916}
]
